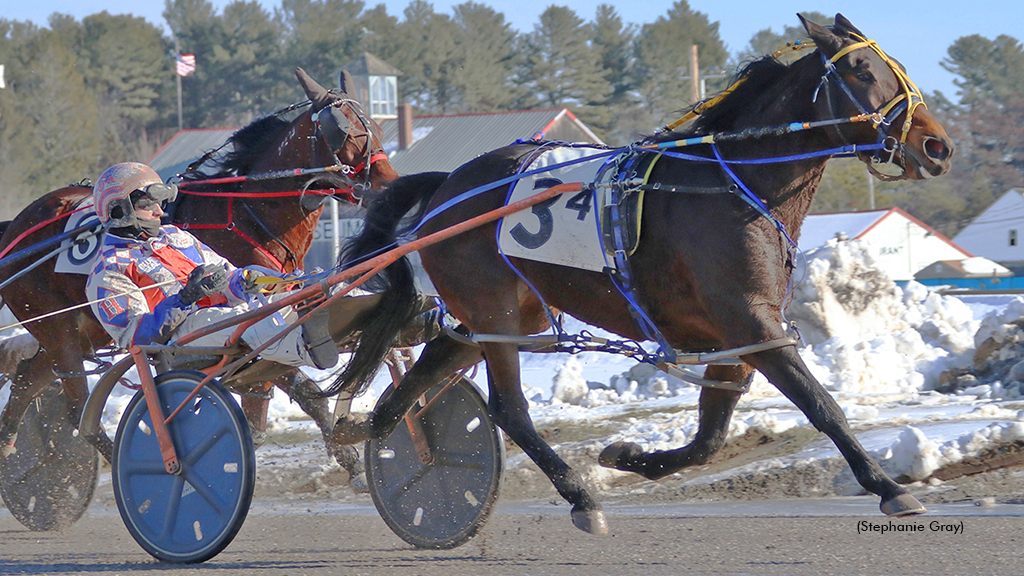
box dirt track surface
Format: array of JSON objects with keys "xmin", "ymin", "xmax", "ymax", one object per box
[
  {"xmin": 6, "ymin": 428, "xmax": 1024, "ymax": 575},
  {"xmin": 2, "ymin": 497, "xmax": 1024, "ymax": 576}
]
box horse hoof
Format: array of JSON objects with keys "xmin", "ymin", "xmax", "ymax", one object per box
[
  {"xmin": 881, "ymin": 493, "xmax": 927, "ymax": 517},
  {"xmin": 571, "ymin": 508, "xmax": 609, "ymax": 535},
  {"xmin": 332, "ymin": 413, "xmax": 372, "ymax": 446},
  {"xmin": 598, "ymin": 441, "xmax": 642, "ymax": 470},
  {"xmin": 349, "ymin": 472, "xmax": 370, "ymax": 494}
]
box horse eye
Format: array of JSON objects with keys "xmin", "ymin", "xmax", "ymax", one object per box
[{"xmin": 856, "ymin": 72, "xmax": 875, "ymax": 84}]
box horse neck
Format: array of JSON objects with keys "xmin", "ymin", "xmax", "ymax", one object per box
[{"xmin": 713, "ymin": 57, "xmax": 836, "ymax": 235}]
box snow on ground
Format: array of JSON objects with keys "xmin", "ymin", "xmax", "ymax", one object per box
[{"xmin": 3, "ymin": 237, "xmax": 1024, "ymax": 503}]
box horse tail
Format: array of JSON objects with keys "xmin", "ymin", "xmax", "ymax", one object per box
[{"xmin": 323, "ymin": 171, "xmax": 450, "ymax": 397}]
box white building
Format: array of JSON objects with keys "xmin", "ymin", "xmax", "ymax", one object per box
[
  {"xmin": 952, "ymin": 189, "xmax": 1024, "ymax": 266},
  {"xmin": 799, "ymin": 207, "xmax": 973, "ymax": 281}
]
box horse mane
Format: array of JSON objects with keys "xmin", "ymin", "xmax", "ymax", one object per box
[
  {"xmin": 180, "ymin": 115, "xmax": 292, "ymax": 186},
  {"xmin": 654, "ymin": 51, "xmax": 817, "ymax": 142}
]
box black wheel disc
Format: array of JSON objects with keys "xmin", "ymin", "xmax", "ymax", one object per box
[
  {"xmin": 0, "ymin": 385, "xmax": 99, "ymax": 531},
  {"xmin": 367, "ymin": 375, "xmax": 504, "ymax": 549}
]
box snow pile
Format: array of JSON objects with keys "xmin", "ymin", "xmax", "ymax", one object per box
[
  {"xmin": 938, "ymin": 297, "xmax": 1024, "ymax": 399},
  {"xmin": 546, "ymin": 238, "xmax": 981, "ymax": 407},
  {"xmin": 881, "ymin": 421, "xmax": 1024, "ymax": 481},
  {"xmin": 785, "ymin": 240, "xmax": 976, "ymax": 394}
]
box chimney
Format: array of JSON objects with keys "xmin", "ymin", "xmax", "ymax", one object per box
[{"xmin": 398, "ymin": 104, "xmax": 414, "ymax": 150}]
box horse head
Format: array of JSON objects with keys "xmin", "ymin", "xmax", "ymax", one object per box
[
  {"xmin": 801, "ymin": 13, "xmax": 954, "ymax": 180},
  {"xmin": 295, "ymin": 67, "xmax": 394, "ymax": 191}
]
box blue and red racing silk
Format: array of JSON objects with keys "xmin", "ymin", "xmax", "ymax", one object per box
[{"xmin": 85, "ymin": 225, "xmax": 250, "ymax": 348}]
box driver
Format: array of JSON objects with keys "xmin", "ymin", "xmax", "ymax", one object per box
[{"xmin": 85, "ymin": 162, "xmax": 339, "ymax": 369}]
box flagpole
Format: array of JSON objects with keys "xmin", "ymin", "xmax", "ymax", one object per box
[{"xmin": 174, "ymin": 37, "xmax": 183, "ymax": 132}]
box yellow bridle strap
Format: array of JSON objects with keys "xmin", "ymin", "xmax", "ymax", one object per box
[
  {"xmin": 661, "ymin": 79, "xmax": 746, "ymax": 132},
  {"xmin": 829, "ymin": 34, "xmax": 927, "ymax": 144}
]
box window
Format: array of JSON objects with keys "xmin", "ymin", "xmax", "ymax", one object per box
[
  {"xmin": 369, "ymin": 75, "xmax": 397, "ymax": 117},
  {"xmin": 1011, "ymin": 229, "xmax": 1018, "ymax": 247}
]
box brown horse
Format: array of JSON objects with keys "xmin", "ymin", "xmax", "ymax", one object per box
[
  {"xmin": 0, "ymin": 68, "xmax": 397, "ymax": 476},
  {"xmin": 332, "ymin": 14, "xmax": 955, "ymax": 533}
]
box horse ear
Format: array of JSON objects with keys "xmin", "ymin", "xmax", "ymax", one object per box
[
  {"xmin": 799, "ymin": 13, "xmax": 843, "ymax": 58},
  {"xmin": 339, "ymin": 69, "xmax": 354, "ymax": 95},
  {"xmin": 295, "ymin": 67, "xmax": 334, "ymax": 112},
  {"xmin": 832, "ymin": 14, "xmax": 866, "ymax": 39}
]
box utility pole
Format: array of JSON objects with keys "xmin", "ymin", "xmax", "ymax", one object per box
[
  {"xmin": 866, "ymin": 169, "xmax": 875, "ymax": 210},
  {"xmin": 174, "ymin": 37, "xmax": 183, "ymax": 132},
  {"xmin": 689, "ymin": 45, "xmax": 700, "ymax": 104}
]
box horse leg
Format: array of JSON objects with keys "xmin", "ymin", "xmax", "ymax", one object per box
[
  {"xmin": 746, "ymin": 345, "xmax": 925, "ymax": 516},
  {"xmin": 53, "ymin": 348, "xmax": 109, "ymax": 462},
  {"xmin": 277, "ymin": 371, "xmax": 368, "ymax": 493},
  {"xmin": 483, "ymin": 340, "xmax": 608, "ymax": 535},
  {"xmin": 239, "ymin": 391, "xmax": 270, "ymax": 449},
  {"xmin": 0, "ymin": 351, "xmax": 55, "ymax": 457},
  {"xmin": 599, "ymin": 364, "xmax": 750, "ymax": 479},
  {"xmin": 332, "ymin": 335, "xmax": 483, "ymax": 445}
]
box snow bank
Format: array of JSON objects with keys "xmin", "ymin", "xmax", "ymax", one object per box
[{"xmin": 546, "ymin": 238, "xmax": 981, "ymax": 407}]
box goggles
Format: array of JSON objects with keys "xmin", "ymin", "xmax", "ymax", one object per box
[{"xmin": 130, "ymin": 182, "xmax": 178, "ymax": 210}]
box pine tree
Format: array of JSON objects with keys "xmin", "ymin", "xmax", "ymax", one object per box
[
  {"xmin": 390, "ymin": 1, "xmax": 458, "ymax": 113},
  {"xmin": 631, "ymin": 1, "xmax": 728, "ymax": 123},
  {"xmin": 518, "ymin": 5, "xmax": 610, "ymax": 121},
  {"xmin": 450, "ymin": 2, "xmax": 522, "ymax": 113},
  {"xmin": 590, "ymin": 4, "xmax": 636, "ymax": 144}
]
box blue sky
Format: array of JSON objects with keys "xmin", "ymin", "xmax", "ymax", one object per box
[{"xmin": 7, "ymin": 0, "xmax": 1022, "ymax": 99}]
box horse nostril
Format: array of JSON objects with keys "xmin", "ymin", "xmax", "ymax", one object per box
[{"xmin": 924, "ymin": 137, "xmax": 951, "ymax": 162}]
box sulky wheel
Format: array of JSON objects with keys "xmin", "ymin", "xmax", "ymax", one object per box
[
  {"xmin": 0, "ymin": 385, "xmax": 100, "ymax": 531},
  {"xmin": 112, "ymin": 370, "xmax": 254, "ymax": 563},
  {"xmin": 366, "ymin": 375, "xmax": 504, "ymax": 549}
]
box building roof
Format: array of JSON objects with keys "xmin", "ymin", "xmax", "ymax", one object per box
[
  {"xmin": 798, "ymin": 209, "xmax": 888, "ymax": 251},
  {"xmin": 147, "ymin": 128, "xmax": 237, "ymax": 182},
  {"xmin": 800, "ymin": 207, "xmax": 972, "ymax": 257},
  {"xmin": 915, "ymin": 257, "xmax": 1013, "ymax": 279},
  {"xmin": 342, "ymin": 52, "xmax": 403, "ymax": 77},
  {"xmin": 378, "ymin": 108, "xmax": 603, "ymax": 174}
]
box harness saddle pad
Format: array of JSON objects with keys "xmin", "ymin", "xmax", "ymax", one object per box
[
  {"xmin": 498, "ymin": 145, "xmax": 642, "ymax": 273},
  {"xmin": 55, "ymin": 199, "xmax": 103, "ymax": 275}
]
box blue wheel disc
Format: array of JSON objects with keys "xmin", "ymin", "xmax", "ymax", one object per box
[{"xmin": 112, "ymin": 370, "xmax": 254, "ymax": 563}]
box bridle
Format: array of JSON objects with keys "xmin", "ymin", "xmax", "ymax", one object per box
[
  {"xmin": 313, "ymin": 94, "xmax": 389, "ymax": 192},
  {"xmin": 813, "ymin": 32, "xmax": 927, "ymax": 181},
  {"xmin": 174, "ymin": 95, "xmax": 389, "ymax": 272}
]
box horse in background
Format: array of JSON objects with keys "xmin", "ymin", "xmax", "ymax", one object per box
[
  {"xmin": 0, "ymin": 68, "xmax": 396, "ymax": 482},
  {"xmin": 332, "ymin": 14, "xmax": 954, "ymax": 532}
]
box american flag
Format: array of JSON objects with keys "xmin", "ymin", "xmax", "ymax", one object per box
[{"xmin": 176, "ymin": 53, "xmax": 196, "ymax": 77}]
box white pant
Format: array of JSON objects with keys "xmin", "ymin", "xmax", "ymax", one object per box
[{"xmin": 173, "ymin": 293, "xmax": 315, "ymax": 367}]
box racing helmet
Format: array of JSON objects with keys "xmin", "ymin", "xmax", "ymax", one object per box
[{"xmin": 92, "ymin": 162, "xmax": 177, "ymax": 227}]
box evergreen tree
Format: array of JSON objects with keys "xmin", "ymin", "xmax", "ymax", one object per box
[
  {"xmin": 17, "ymin": 37, "xmax": 101, "ymax": 192},
  {"xmin": 450, "ymin": 2, "xmax": 522, "ymax": 112},
  {"xmin": 632, "ymin": 1, "xmax": 728, "ymax": 123},
  {"xmin": 79, "ymin": 12, "xmax": 170, "ymax": 164},
  {"xmin": 390, "ymin": 1, "xmax": 458, "ymax": 113},
  {"xmin": 358, "ymin": 4, "xmax": 402, "ymax": 68},
  {"xmin": 590, "ymin": 4, "xmax": 636, "ymax": 144},
  {"xmin": 517, "ymin": 5, "xmax": 610, "ymax": 124},
  {"xmin": 277, "ymin": 0, "xmax": 367, "ymax": 84}
]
